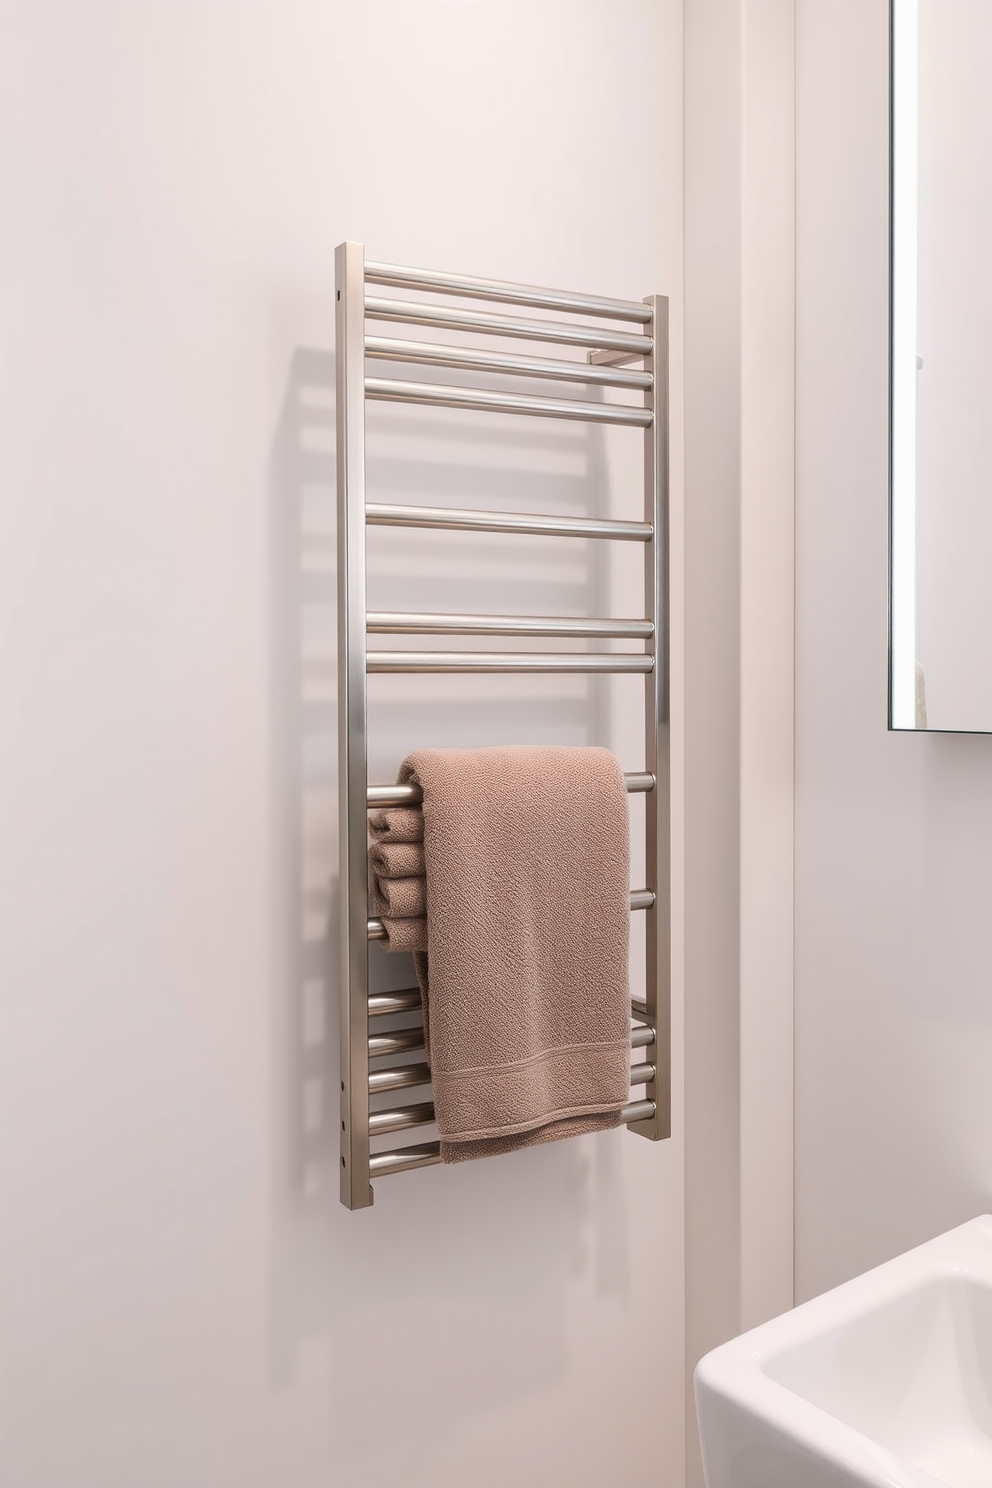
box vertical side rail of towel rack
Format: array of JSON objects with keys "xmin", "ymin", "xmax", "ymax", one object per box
[
  {"xmin": 631, "ymin": 294, "xmax": 671, "ymax": 1142},
  {"xmin": 336, "ymin": 241, "xmax": 374, "ymax": 1209}
]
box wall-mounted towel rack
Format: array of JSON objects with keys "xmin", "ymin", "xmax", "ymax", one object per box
[{"xmin": 336, "ymin": 241, "xmax": 670, "ymax": 1210}]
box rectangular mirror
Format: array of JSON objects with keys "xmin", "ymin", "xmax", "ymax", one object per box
[{"xmin": 890, "ymin": 0, "xmax": 992, "ymax": 732}]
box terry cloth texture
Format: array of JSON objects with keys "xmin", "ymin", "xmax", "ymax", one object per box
[
  {"xmin": 368, "ymin": 807, "xmax": 424, "ymax": 844},
  {"xmin": 368, "ymin": 807, "xmax": 428, "ymax": 951},
  {"xmin": 369, "ymin": 841, "xmax": 425, "ymax": 879},
  {"xmin": 394, "ymin": 745, "xmax": 631, "ymax": 1162},
  {"xmin": 370, "ymin": 873, "xmax": 427, "ymax": 920}
]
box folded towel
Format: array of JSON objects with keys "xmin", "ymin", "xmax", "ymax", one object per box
[
  {"xmin": 369, "ymin": 841, "xmax": 426, "ymax": 879},
  {"xmin": 368, "ymin": 807, "xmax": 424, "ymax": 844},
  {"xmin": 367, "ymin": 808, "xmax": 428, "ymax": 949},
  {"xmin": 370, "ymin": 874, "xmax": 427, "ymax": 920},
  {"xmin": 396, "ymin": 744, "xmax": 631, "ymax": 1162},
  {"xmin": 375, "ymin": 914, "xmax": 427, "ymax": 954}
]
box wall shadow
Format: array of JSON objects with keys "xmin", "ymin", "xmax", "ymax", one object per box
[{"xmin": 265, "ymin": 343, "xmax": 638, "ymax": 1445}]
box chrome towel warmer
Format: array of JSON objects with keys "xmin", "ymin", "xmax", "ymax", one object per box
[{"xmin": 336, "ymin": 242, "xmax": 670, "ymax": 1210}]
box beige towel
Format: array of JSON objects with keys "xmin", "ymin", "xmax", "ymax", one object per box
[
  {"xmin": 374, "ymin": 914, "xmax": 427, "ymax": 954},
  {"xmin": 369, "ymin": 807, "xmax": 424, "ymax": 844},
  {"xmin": 368, "ymin": 806, "xmax": 428, "ymax": 949},
  {"xmin": 396, "ymin": 745, "xmax": 631, "ymax": 1162},
  {"xmin": 369, "ymin": 841, "xmax": 425, "ymax": 879},
  {"xmin": 370, "ymin": 874, "xmax": 427, "ymax": 920}
]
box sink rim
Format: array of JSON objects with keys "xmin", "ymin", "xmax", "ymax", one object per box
[{"xmin": 694, "ymin": 1214, "xmax": 992, "ymax": 1488}]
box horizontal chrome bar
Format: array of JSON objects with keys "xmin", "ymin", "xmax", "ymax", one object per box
[
  {"xmin": 368, "ymin": 889, "xmax": 654, "ymax": 941},
  {"xmin": 631, "ymin": 1024, "xmax": 657, "ymax": 1049},
  {"xmin": 364, "ymin": 297, "xmax": 653, "ymax": 356},
  {"xmin": 367, "ymin": 612, "xmax": 653, "ymax": 640},
  {"xmin": 365, "ymin": 336, "xmax": 653, "ymax": 390},
  {"xmin": 368, "ymin": 1102, "xmax": 437, "ymax": 1138},
  {"xmin": 367, "ymin": 771, "xmax": 655, "ymax": 807},
  {"xmin": 365, "ymin": 501, "xmax": 653, "ymax": 543},
  {"xmin": 364, "ymin": 260, "xmax": 653, "ymax": 323},
  {"xmin": 366, "ymin": 377, "xmax": 652, "ymax": 428},
  {"xmin": 369, "ymin": 1142, "xmax": 442, "ymax": 1177},
  {"xmin": 370, "ymin": 1099, "xmax": 658, "ymax": 1178},
  {"xmin": 368, "ymin": 1062, "xmax": 431, "ymax": 1094},
  {"xmin": 366, "ymin": 651, "xmax": 654, "ymax": 675},
  {"xmin": 630, "ymin": 1063, "xmax": 656, "ymax": 1086},
  {"xmin": 631, "ymin": 998, "xmax": 649, "ymax": 1021},
  {"xmin": 368, "ymin": 987, "xmax": 422, "ymax": 1017},
  {"xmin": 368, "ymin": 1028, "xmax": 424, "ymax": 1057}
]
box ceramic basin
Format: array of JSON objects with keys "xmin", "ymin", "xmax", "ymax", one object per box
[{"xmin": 695, "ymin": 1216, "xmax": 992, "ymax": 1488}]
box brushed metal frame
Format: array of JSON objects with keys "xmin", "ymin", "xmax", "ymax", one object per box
[
  {"xmin": 365, "ymin": 296, "xmax": 653, "ymax": 356},
  {"xmin": 363, "ymin": 258, "xmax": 653, "ymax": 321},
  {"xmin": 366, "ymin": 377, "xmax": 652, "ymax": 426},
  {"xmin": 365, "ymin": 337, "xmax": 653, "ymax": 390},
  {"xmin": 336, "ymin": 242, "xmax": 671, "ymax": 1208},
  {"xmin": 365, "ymin": 501, "xmax": 653, "ymax": 542},
  {"xmin": 336, "ymin": 241, "xmax": 374, "ymax": 1208},
  {"xmin": 367, "ymin": 612, "xmax": 654, "ymax": 639},
  {"xmin": 633, "ymin": 294, "xmax": 671, "ymax": 1142},
  {"xmin": 365, "ymin": 651, "xmax": 655, "ymax": 675},
  {"xmin": 367, "ymin": 770, "xmax": 656, "ymax": 808}
]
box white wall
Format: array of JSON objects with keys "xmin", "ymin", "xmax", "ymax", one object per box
[
  {"xmin": 796, "ymin": 0, "xmax": 992, "ymax": 1300},
  {"xmin": 0, "ymin": 5, "xmax": 686, "ymax": 1486}
]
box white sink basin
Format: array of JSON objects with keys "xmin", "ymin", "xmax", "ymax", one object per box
[{"xmin": 695, "ymin": 1216, "xmax": 992, "ymax": 1488}]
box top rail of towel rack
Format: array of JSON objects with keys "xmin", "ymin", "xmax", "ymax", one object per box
[{"xmin": 363, "ymin": 259, "xmax": 654, "ymax": 323}]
